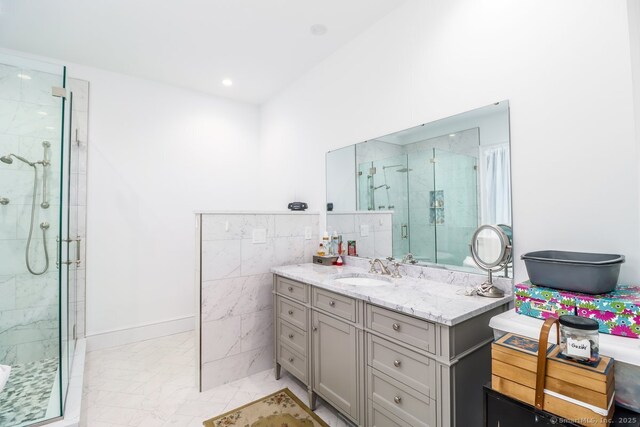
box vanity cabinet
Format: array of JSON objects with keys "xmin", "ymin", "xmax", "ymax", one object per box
[
  {"xmin": 366, "ymin": 305, "xmax": 437, "ymax": 427},
  {"xmin": 312, "ymin": 310, "xmax": 359, "ymax": 420},
  {"xmin": 273, "ymin": 274, "xmax": 508, "ymax": 427},
  {"xmin": 274, "ymin": 276, "xmax": 365, "ymax": 425},
  {"xmin": 274, "ymin": 277, "xmax": 310, "ymax": 395}
]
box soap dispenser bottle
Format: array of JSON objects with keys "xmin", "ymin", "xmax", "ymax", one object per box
[{"xmin": 322, "ymin": 231, "xmax": 331, "ymax": 256}]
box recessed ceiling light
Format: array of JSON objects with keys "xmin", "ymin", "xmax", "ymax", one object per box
[
  {"xmin": 45, "ymin": 126, "xmax": 55, "ymax": 130},
  {"xmin": 449, "ymin": 133, "xmax": 456, "ymax": 137},
  {"xmin": 310, "ymin": 24, "xmax": 328, "ymax": 36},
  {"xmin": 222, "ymin": 79, "xmax": 233, "ymax": 87},
  {"xmin": 17, "ymin": 73, "xmax": 31, "ymax": 80},
  {"xmin": 37, "ymin": 111, "xmax": 48, "ymax": 116}
]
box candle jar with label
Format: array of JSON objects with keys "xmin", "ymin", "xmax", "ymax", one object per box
[{"xmin": 558, "ymin": 315, "xmax": 600, "ymax": 364}]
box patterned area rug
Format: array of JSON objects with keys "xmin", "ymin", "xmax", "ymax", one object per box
[
  {"xmin": 0, "ymin": 358, "xmax": 58, "ymax": 426},
  {"xmin": 203, "ymin": 388, "xmax": 329, "ymax": 427}
]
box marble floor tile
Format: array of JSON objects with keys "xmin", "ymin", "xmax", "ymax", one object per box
[{"xmin": 82, "ymin": 331, "xmax": 352, "ymax": 427}]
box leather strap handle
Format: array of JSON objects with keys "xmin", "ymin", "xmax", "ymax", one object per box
[{"xmin": 535, "ymin": 317, "xmax": 559, "ymax": 409}]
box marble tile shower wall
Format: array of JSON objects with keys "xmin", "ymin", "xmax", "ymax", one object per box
[
  {"xmin": 198, "ymin": 212, "xmax": 319, "ymax": 391},
  {"xmin": 0, "ymin": 63, "xmax": 64, "ymax": 365},
  {"xmin": 326, "ymin": 212, "xmax": 392, "ymax": 259}
]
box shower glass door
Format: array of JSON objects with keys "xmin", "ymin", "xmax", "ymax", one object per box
[
  {"xmin": 432, "ymin": 149, "xmax": 478, "ymax": 267},
  {"xmin": 372, "ymin": 155, "xmax": 409, "ymax": 258},
  {"xmin": 0, "ymin": 53, "xmax": 68, "ymax": 426}
]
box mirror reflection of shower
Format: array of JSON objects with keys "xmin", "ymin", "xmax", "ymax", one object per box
[{"xmin": 0, "ymin": 141, "xmax": 51, "ymax": 275}]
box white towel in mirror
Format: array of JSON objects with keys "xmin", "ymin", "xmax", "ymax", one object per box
[{"xmin": 0, "ymin": 365, "xmax": 11, "ymax": 392}]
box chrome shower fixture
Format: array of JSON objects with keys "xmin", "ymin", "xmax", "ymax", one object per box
[
  {"xmin": 0, "ymin": 197, "xmax": 9, "ymax": 205},
  {"xmin": 382, "ymin": 164, "xmax": 412, "ymax": 173},
  {"xmin": 0, "ymin": 146, "xmax": 51, "ymax": 275},
  {"xmin": 1, "ymin": 153, "xmax": 36, "ymax": 166},
  {"xmin": 40, "ymin": 141, "xmax": 50, "ymax": 208}
]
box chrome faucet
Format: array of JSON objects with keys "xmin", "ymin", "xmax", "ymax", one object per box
[
  {"xmin": 0, "ymin": 197, "xmax": 8, "ymax": 206},
  {"xmin": 402, "ymin": 252, "xmax": 418, "ymax": 264},
  {"xmin": 369, "ymin": 258, "xmax": 391, "ymax": 275},
  {"xmin": 386, "ymin": 257, "xmax": 403, "ymax": 278}
]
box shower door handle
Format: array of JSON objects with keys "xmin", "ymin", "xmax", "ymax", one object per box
[
  {"xmin": 401, "ymin": 224, "xmax": 408, "ymax": 239},
  {"xmin": 56, "ymin": 236, "xmax": 73, "ymax": 268}
]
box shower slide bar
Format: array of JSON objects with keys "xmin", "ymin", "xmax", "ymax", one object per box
[{"xmin": 41, "ymin": 141, "xmax": 50, "ymax": 209}]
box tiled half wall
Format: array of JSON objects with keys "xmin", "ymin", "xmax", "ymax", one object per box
[
  {"xmin": 196, "ymin": 212, "xmax": 319, "ymax": 391},
  {"xmin": 326, "ymin": 211, "xmax": 392, "ymax": 259}
]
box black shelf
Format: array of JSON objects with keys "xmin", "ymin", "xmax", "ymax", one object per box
[{"xmin": 483, "ymin": 384, "xmax": 639, "ymax": 427}]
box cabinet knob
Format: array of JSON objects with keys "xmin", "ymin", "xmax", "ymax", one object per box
[
  {"xmin": 288, "ymin": 357, "xmax": 294, "ymax": 363},
  {"xmin": 392, "ymin": 323, "xmax": 401, "ymax": 331},
  {"xmin": 329, "ymin": 301, "xmax": 336, "ymax": 307},
  {"xmin": 288, "ymin": 333, "xmax": 294, "ymax": 339},
  {"xmin": 394, "ymin": 396, "xmax": 402, "ymax": 404},
  {"xmin": 393, "ymin": 360, "xmax": 401, "ymax": 367},
  {"xmin": 288, "ymin": 310, "xmax": 294, "ymax": 315},
  {"xmin": 288, "ymin": 286, "xmax": 294, "ymax": 292}
]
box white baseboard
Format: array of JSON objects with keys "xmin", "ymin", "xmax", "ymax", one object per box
[{"xmin": 86, "ymin": 316, "xmax": 195, "ymax": 352}]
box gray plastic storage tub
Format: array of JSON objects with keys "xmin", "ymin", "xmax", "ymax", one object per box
[{"xmin": 521, "ymin": 250, "xmax": 625, "ymax": 294}]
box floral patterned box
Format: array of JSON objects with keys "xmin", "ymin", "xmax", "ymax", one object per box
[
  {"xmin": 575, "ymin": 285, "xmax": 640, "ymax": 338},
  {"xmin": 515, "ymin": 282, "xmax": 579, "ymax": 320}
]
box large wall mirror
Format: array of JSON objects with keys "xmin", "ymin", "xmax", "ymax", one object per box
[{"xmin": 326, "ymin": 101, "xmax": 512, "ymax": 272}]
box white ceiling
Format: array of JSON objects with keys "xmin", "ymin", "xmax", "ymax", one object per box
[{"xmin": 0, "ymin": 0, "xmax": 404, "ymax": 104}]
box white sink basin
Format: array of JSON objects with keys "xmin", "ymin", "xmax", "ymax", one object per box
[{"xmin": 335, "ymin": 276, "xmax": 389, "ymax": 287}]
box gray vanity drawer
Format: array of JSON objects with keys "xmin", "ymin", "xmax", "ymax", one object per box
[
  {"xmin": 278, "ymin": 317, "xmax": 307, "ymax": 356},
  {"xmin": 368, "ymin": 368, "xmax": 435, "ymax": 427},
  {"xmin": 277, "ymin": 342, "xmax": 307, "ymax": 383},
  {"xmin": 366, "ymin": 304, "xmax": 435, "ymax": 354},
  {"xmin": 277, "ymin": 296, "xmax": 307, "ymax": 331},
  {"xmin": 367, "ymin": 401, "xmax": 415, "ymax": 427},
  {"xmin": 276, "ymin": 276, "xmax": 308, "ymax": 303},
  {"xmin": 312, "ymin": 287, "xmax": 357, "ymax": 322},
  {"xmin": 367, "ymin": 334, "xmax": 435, "ymax": 398}
]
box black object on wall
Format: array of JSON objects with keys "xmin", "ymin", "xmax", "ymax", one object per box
[{"xmin": 287, "ymin": 202, "xmax": 308, "ymax": 211}]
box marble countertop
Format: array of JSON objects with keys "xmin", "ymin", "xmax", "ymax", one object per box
[{"xmin": 271, "ymin": 263, "xmax": 512, "ymax": 326}]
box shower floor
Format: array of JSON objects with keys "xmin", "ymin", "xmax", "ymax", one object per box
[{"xmin": 0, "ymin": 358, "xmax": 58, "ymax": 427}]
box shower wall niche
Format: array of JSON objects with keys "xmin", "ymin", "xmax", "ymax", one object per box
[{"xmin": 0, "ymin": 53, "xmax": 88, "ymax": 427}]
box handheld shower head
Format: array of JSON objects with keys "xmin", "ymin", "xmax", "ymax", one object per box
[{"xmin": 0, "ymin": 155, "xmax": 13, "ymax": 164}]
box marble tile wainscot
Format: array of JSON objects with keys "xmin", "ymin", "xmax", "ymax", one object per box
[
  {"xmin": 195, "ymin": 211, "xmax": 320, "ymax": 391},
  {"xmin": 326, "ymin": 211, "xmax": 393, "ymax": 259}
]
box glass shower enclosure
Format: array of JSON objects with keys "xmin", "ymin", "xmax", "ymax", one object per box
[
  {"xmin": 357, "ymin": 146, "xmax": 478, "ymax": 267},
  {"xmin": 0, "ymin": 53, "xmax": 78, "ymax": 426}
]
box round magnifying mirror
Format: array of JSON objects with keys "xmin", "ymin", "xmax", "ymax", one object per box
[
  {"xmin": 469, "ymin": 225, "xmax": 512, "ymax": 298},
  {"xmin": 475, "ymin": 228, "xmax": 505, "ymax": 266}
]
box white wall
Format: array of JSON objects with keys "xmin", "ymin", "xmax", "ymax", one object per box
[
  {"xmin": 259, "ymin": 0, "xmax": 640, "ymax": 283},
  {"xmin": 326, "ymin": 145, "xmax": 356, "ymax": 211},
  {"xmin": 76, "ymin": 66, "xmax": 260, "ymax": 340},
  {"xmin": 1, "ymin": 48, "xmax": 262, "ymax": 347},
  {"xmin": 630, "ymin": 0, "xmax": 640, "ymax": 255}
]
